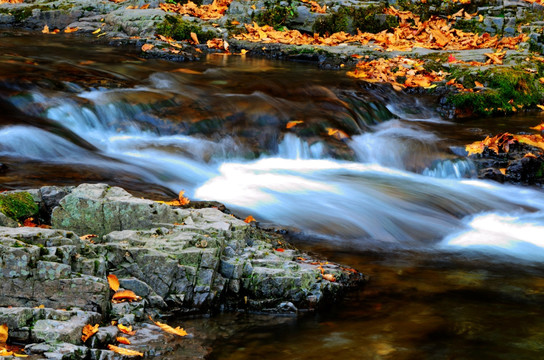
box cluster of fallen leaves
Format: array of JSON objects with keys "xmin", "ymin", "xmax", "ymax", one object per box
[
  {"xmin": 234, "ymin": 7, "xmax": 528, "ymax": 51},
  {"xmin": 465, "ymin": 131, "xmax": 544, "ymax": 156},
  {"xmin": 346, "ymin": 56, "xmax": 447, "ymax": 90},
  {"xmin": 155, "ymin": 190, "xmax": 190, "ymax": 206},
  {"xmin": 0, "ymin": 0, "xmax": 23, "ymax": 3},
  {"xmin": 41, "ymin": 25, "xmax": 79, "ymax": 34},
  {"xmin": 79, "ymin": 275, "xmax": 190, "ymax": 356},
  {"xmin": 159, "ymin": 0, "xmax": 232, "ymax": 20},
  {"xmin": 1, "ymin": 324, "xmax": 28, "ymax": 357}
]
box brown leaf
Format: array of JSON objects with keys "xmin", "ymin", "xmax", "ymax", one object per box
[
  {"xmin": 148, "ymin": 316, "xmax": 188, "ymax": 337},
  {"xmin": 112, "ymin": 290, "xmax": 141, "ymax": 303},
  {"xmin": 107, "ymin": 274, "xmax": 120, "ymax": 292},
  {"xmin": 107, "ymin": 345, "xmax": 143, "ymax": 357},
  {"xmin": 81, "ymin": 324, "xmax": 99, "ymax": 342}
]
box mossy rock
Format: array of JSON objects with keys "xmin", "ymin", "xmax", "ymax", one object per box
[
  {"xmin": 0, "ymin": 192, "xmax": 38, "ymax": 221},
  {"xmin": 156, "ymin": 15, "xmax": 216, "ymax": 42}
]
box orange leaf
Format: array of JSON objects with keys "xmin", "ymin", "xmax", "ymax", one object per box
[
  {"xmin": 322, "ymin": 273, "xmax": 336, "ymax": 282},
  {"xmin": 190, "ymin": 32, "xmax": 200, "ymax": 44},
  {"xmin": 117, "ymin": 324, "xmax": 136, "ymax": 336},
  {"xmin": 117, "ymin": 336, "xmax": 131, "ymax": 345},
  {"xmin": 107, "ymin": 345, "xmax": 143, "ymax": 357},
  {"xmin": 64, "ymin": 27, "xmax": 79, "ymax": 33},
  {"xmin": 178, "ymin": 190, "xmax": 190, "ymax": 206},
  {"xmin": 112, "ymin": 290, "xmax": 141, "ymax": 303},
  {"xmin": 140, "ymin": 3, "xmax": 150, "ymax": 9},
  {"xmin": 524, "ymin": 153, "xmax": 538, "ymax": 158},
  {"xmin": 274, "ymin": 248, "xmax": 285, "ymax": 252},
  {"xmin": 231, "ymin": 20, "xmax": 240, "ymax": 25},
  {"xmin": 499, "ymin": 168, "xmax": 507, "ymax": 175},
  {"xmin": 0, "ymin": 324, "xmax": 7, "ymax": 344},
  {"xmin": 474, "ymin": 81, "xmax": 484, "ymax": 87},
  {"xmin": 107, "ymin": 274, "xmax": 120, "ymax": 292},
  {"xmin": 530, "ymin": 123, "xmax": 544, "ymax": 131},
  {"xmin": 81, "ymin": 324, "xmax": 99, "ymax": 342},
  {"xmin": 141, "ymin": 44, "xmax": 154, "ymax": 52},
  {"xmin": 148, "ymin": 316, "xmax": 188, "ymax": 337},
  {"xmin": 244, "ymin": 215, "xmax": 256, "ymax": 223},
  {"xmin": 286, "ymin": 120, "xmax": 304, "ymax": 129}
]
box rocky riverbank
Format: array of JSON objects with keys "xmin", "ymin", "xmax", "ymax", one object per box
[{"xmin": 0, "ymin": 183, "xmax": 364, "ymax": 359}]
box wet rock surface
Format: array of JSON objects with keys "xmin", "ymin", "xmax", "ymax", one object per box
[{"xmin": 0, "ymin": 183, "xmax": 365, "ymax": 359}]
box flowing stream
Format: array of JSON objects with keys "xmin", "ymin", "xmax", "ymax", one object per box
[{"xmin": 1, "ymin": 31, "xmax": 544, "ymax": 359}]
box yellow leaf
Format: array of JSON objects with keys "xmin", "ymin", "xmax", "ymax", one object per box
[
  {"xmin": 117, "ymin": 324, "xmax": 136, "ymax": 336},
  {"xmin": 479, "ymin": 14, "xmax": 484, "ymax": 22},
  {"xmin": 148, "ymin": 316, "xmax": 188, "ymax": 337},
  {"xmin": 251, "ymin": 4, "xmax": 256, "ymax": 9},
  {"xmin": 240, "ymin": 49, "xmax": 248, "ymax": 55},
  {"xmin": 530, "ymin": 123, "xmax": 544, "ymax": 131},
  {"xmin": 13, "ymin": 353, "xmax": 29, "ymax": 358},
  {"xmin": 117, "ymin": 336, "xmax": 131, "ymax": 345},
  {"xmin": 0, "ymin": 349, "xmax": 13, "ymax": 356},
  {"xmin": 107, "ymin": 274, "xmax": 120, "ymax": 292},
  {"xmin": 64, "ymin": 26, "xmax": 79, "ymax": 33},
  {"xmin": 42, "ymin": 25, "xmax": 49, "ymax": 34},
  {"xmin": 107, "ymin": 345, "xmax": 143, "ymax": 357},
  {"xmin": 539, "ymin": 78, "xmax": 544, "ymax": 84},
  {"xmin": 286, "ymin": 120, "xmax": 304, "ymax": 129},
  {"xmin": 0, "ymin": 324, "xmax": 7, "ymax": 344},
  {"xmin": 499, "ymin": 168, "xmax": 507, "ymax": 175},
  {"xmin": 537, "ymin": 105, "xmax": 544, "ymax": 111},
  {"xmin": 81, "ymin": 324, "xmax": 99, "ymax": 342},
  {"xmin": 92, "ymin": 28, "xmax": 101, "ymax": 34}
]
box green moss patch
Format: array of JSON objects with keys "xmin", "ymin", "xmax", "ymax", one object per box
[
  {"xmin": 313, "ymin": 5, "xmax": 399, "ymax": 36},
  {"xmin": 253, "ymin": 0, "xmax": 297, "ymax": 30},
  {"xmin": 447, "ymin": 67, "xmax": 544, "ymax": 116},
  {"xmin": 0, "ymin": 192, "xmax": 38, "ymax": 221},
  {"xmin": 156, "ymin": 15, "xmax": 216, "ymax": 42}
]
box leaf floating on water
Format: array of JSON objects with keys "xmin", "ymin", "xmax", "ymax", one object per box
[
  {"xmin": 141, "ymin": 44, "xmax": 154, "ymax": 52},
  {"xmin": 81, "ymin": 324, "xmax": 99, "ymax": 342},
  {"xmin": 117, "ymin": 324, "xmax": 136, "ymax": 336},
  {"xmin": 286, "ymin": 120, "xmax": 304, "ymax": 129},
  {"xmin": 148, "ymin": 316, "xmax": 188, "ymax": 337},
  {"xmin": 107, "ymin": 345, "xmax": 143, "ymax": 357},
  {"xmin": 107, "ymin": 274, "xmax": 120, "ymax": 292},
  {"xmin": 117, "ymin": 336, "xmax": 131, "ymax": 345},
  {"xmin": 112, "ymin": 290, "xmax": 141, "ymax": 303},
  {"xmin": 244, "ymin": 215, "xmax": 256, "ymax": 223}
]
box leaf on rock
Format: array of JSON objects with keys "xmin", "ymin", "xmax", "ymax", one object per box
[
  {"xmin": 178, "ymin": 191, "xmax": 190, "ymax": 206},
  {"xmin": 148, "ymin": 316, "xmax": 188, "ymax": 337},
  {"xmin": 474, "ymin": 81, "xmax": 484, "ymax": 87},
  {"xmin": 81, "ymin": 324, "xmax": 99, "ymax": 342},
  {"xmin": 141, "ymin": 44, "xmax": 154, "ymax": 52},
  {"xmin": 112, "ymin": 290, "xmax": 141, "ymax": 303},
  {"xmin": 244, "ymin": 215, "xmax": 256, "ymax": 223},
  {"xmin": 190, "ymin": 32, "xmax": 200, "ymax": 44},
  {"xmin": 530, "ymin": 123, "xmax": 544, "ymax": 131},
  {"xmin": 117, "ymin": 337, "xmax": 131, "ymax": 345},
  {"xmin": 117, "ymin": 324, "xmax": 136, "ymax": 336},
  {"xmin": 0, "ymin": 324, "xmax": 7, "ymax": 344},
  {"xmin": 64, "ymin": 27, "xmax": 79, "ymax": 33},
  {"xmin": 107, "ymin": 274, "xmax": 120, "ymax": 292},
  {"xmin": 107, "ymin": 345, "xmax": 143, "ymax": 357},
  {"xmin": 537, "ymin": 105, "xmax": 544, "ymax": 111},
  {"xmin": 322, "ymin": 273, "xmax": 336, "ymax": 282}
]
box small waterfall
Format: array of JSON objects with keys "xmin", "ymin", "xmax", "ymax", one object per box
[
  {"xmin": 277, "ymin": 134, "xmax": 325, "ymax": 159},
  {"xmin": 423, "ymin": 159, "xmax": 477, "ymax": 179}
]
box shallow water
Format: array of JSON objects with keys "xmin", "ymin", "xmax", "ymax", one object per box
[{"xmin": 1, "ymin": 31, "xmax": 544, "ymax": 359}]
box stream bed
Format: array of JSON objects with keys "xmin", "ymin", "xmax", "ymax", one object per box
[{"xmin": 1, "ymin": 31, "xmax": 544, "ymax": 359}]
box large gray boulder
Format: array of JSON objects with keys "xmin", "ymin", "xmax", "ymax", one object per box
[{"xmin": 51, "ymin": 183, "xmax": 185, "ymax": 236}]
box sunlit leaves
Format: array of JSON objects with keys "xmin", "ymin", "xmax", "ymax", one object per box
[
  {"xmin": 107, "ymin": 345, "xmax": 143, "ymax": 357},
  {"xmin": 530, "ymin": 123, "xmax": 544, "ymax": 131},
  {"xmin": 322, "ymin": 273, "xmax": 336, "ymax": 282},
  {"xmin": 116, "ymin": 337, "xmax": 131, "ymax": 345},
  {"xmin": 286, "ymin": 120, "xmax": 304, "ymax": 129},
  {"xmin": 107, "ymin": 274, "xmax": 120, "ymax": 292},
  {"xmin": 0, "ymin": 324, "xmax": 7, "ymax": 344},
  {"xmin": 148, "ymin": 316, "xmax": 188, "ymax": 337},
  {"xmin": 81, "ymin": 324, "xmax": 99, "ymax": 343},
  {"xmin": 159, "ymin": 0, "xmax": 232, "ymax": 20},
  {"xmin": 155, "ymin": 190, "xmax": 190, "ymax": 206},
  {"xmin": 465, "ymin": 132, "xmax": 544, "ymax": 156}
]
